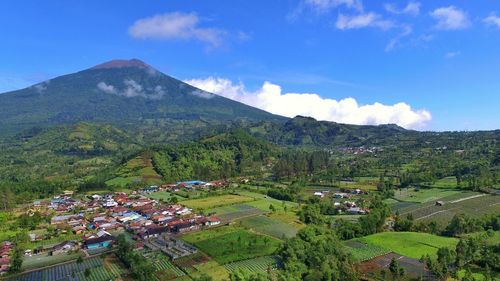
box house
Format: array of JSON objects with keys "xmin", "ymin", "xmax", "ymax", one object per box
[
  {"xmin": 347, "ymin": 207, "xmax": 366, "ymax": 215},
  {"xmin": 51, "ymin": 241, "xmax": 78, "ymax": 255},
  {"xmin": 139, "ymin": 226, "xmax": 169, "ymax": 239},
  {"xmin": 83, "ymin": 231, "xmax": 114, "ymax": 249},
  {"xmin": 205, "ymin": 217, "xmax": 221, "ymax": 226},
  {"xmin": 102, "ymin": 199, "xmax": 118, "ymax": 208}
]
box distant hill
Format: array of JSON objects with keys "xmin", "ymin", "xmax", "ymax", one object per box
[
  {"xmin": 0, "ymin": 59, "xmax": 284, "ymax": 136},
  {"xmin": 248, "ymin": 116, "xmax": 500, "ymax": 148}
]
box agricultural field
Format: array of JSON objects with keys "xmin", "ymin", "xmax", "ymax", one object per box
[
  {"xmin": 208, "ymin": 204, "xmax": 266, "ymax": 222},
  {"xmin": 224, "ymin": 256, "xmax": 279, "ymax": 273},
  {"xmin": 181, "ymin": 226, "xmax": 281, "ymax": 264},
  {"xmin": 7, "ymin": 256, "xmax": 124, "ymax": 281},
  {"xmin": 392, "ymin": 187, "xmax": 463, "ymax": 203},
  {"xmin": 354, "ymin": 232, "xmax": 458, "ymax": 259},
  {"xmin": 238, "ymin": 215, "xmax": 299, "ymax": 239},
  {"xmin": 141, "ymin": 249, "xmax": 187, "ymax": 281},
  {"xmin": 191, "ymin": 260, "xmax": 229, "ymax": 281},
  {"xmin": 358, "ymin": 252, "xmax": 433, "ymax": 280},
  {"xmin": 235, "ymin": 191, "xmax": 298, "ymax": 212},
  {"xmin": 422, "ymin": 176, "xmax": 459, "ymax": 189},
  {"xmin": 398, "ymin": 192, "xmax": 500, "ymax": 225},
  {"xmin": 181, "ymin": 194, "xmax": 254, "ymax": 210},
  {"xmin": 21, "ymin": 251, "xmax": 84, "ymax": 271},
  {"xmin": 343, "ymin": 240, "xmax": 391, "ymax": 262}
]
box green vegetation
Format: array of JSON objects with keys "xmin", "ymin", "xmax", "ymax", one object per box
[
  {"xmin": 182, "ymin": 226, "xmax": 280, "ymax": 264},
  {"xmin": 152, "ymin": 130, "xmax": 278, "ymax": 182},
  {"xmin": 238, "ymin": 215, "xmax": 299, "ymax": 239},
  {"xmin": 343, "ymin": 240, "xmax": 390, "ymax": 262},
  {"xmin": 182, "ymin": 194, "xmax": 254, "ymax": 210},
  {"xmin": 355, "ymin": 232, "xmax": 458, "ymax": 259}
]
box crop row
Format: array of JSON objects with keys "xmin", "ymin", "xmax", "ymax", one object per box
[{"xmin": 224, "ymin": 256, "xmax": 277, "ymax": 273}]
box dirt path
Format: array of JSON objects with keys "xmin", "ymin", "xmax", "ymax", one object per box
[
  {"xmin": 414, "ymin": 208, "xmax": 457, "ymax": 221},
  {"xmin": 449, "ymin": 194, "xmax": 486, "ymax": 204}
]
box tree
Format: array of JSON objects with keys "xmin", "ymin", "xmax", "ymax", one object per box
[
  {"xmin": 9, "ymin": 247, "xmax": 23, "ymax": 273},
  {"xmin": 84, "ymin": 268, "xmax": 91, "ymax": 278},
  {"xmin": 461, "ymin": 268, "xmax": 475, "ymax": 281},
  {"xmin": 269, "ymin": 204, "xmax": 276, "ymax": 213},
  {"xmin": 389, "ymin": 257, "xmax": 399, "ymax": 280}
]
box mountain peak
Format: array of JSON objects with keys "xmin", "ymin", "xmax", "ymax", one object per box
[{"xmin": 91, "ymin": 59, "xmax": 152, "ymax": 70}]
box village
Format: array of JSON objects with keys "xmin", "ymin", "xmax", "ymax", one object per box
[{"xmin": 0, "ymin": 180, "xmax": 226, "ymax": 276}]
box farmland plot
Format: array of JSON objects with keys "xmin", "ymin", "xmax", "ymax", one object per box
[
  {"xmin": 7, "ymin": 256, "xmax": 121, "ymax": 281},
  {"xmin": 238, "ymin": 215, "xmax": 298, "ymax": 239},
  {"xmin": 355, "ymin": 232, "xmax": 457, "ymax": 259},
  {"xmin": 344, "ymin": 240, "xmax": 390, "ymax": 262},
  {"xmin": 224, "ymin": 256, "xmax": 279, "ymax": 273}
]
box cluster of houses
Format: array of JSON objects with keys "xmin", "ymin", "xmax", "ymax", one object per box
[
  {"xmin": 338, "ymin": 146, "xmax": 383, "ymax": 155},
  {"xmin": 137, "ymin": 180, "xmax": 229, "ymax": 194},
  {"xmin": 29, "ymin": 191, "xmax": 221, "ymax": 255},
  {"xmin": 312, "ymin": 189, "xmax": 369, "ymax": 215},
  {"xmin": 0, "ymin": 242, "xmax": 14, "ymax": 274}
]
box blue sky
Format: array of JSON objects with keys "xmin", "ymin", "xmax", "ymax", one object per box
[{"xmin": 1, "ymin": 0, "xmax": 499, "ymax": 131}]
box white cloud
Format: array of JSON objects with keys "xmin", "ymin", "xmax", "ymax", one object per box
[
  {"xmin": 32, "ymin": 80, "xmax": 50, "ymax": 94},
  {"xmin": 97, "ymin": 80, "xmax": 165, "ymax": 100},
  {"xmin": 385, "ymin": 25, "xmax": 412, "ymax": 51},
  {"xmin": 430, "ymin": 6, "xmax": 470, "ymax": 30},
  {"xmin": 97, "ymin": 82, "xmax": 117, "ymax": 94},
  {"xmin": 304, "ymin": 0, "xmax": 363, "ymax": 11},
  {"xmin": 484, "ymin": 13, "xmax": 500, "ymax": 28},
  {"xmin": 384, "ymin": 1, "xmax": 420, "ymax": 16},
  {"xmin": 445, "ymin": 51, "xmax": 461, "ymax": 59},
  {"xmin": 129, "ymin": 12, "xmax": 225, "ymax": 47},
  {"xmin": 336, "ymin": 12, "xmax": 393, "ymax": 30},
  {"xmin": 185, "ymin": 77, "xmax": 431, "ymax": 130}
]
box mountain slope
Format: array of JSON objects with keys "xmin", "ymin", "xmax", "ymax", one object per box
[{"xmin": 0, "ymin": 59, "xmax": 284, "ymax": 135}]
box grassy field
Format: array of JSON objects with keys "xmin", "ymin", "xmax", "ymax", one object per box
[
  {"xmin": 236, "ymin": 191, "xmax": 298, "ymax": 212},
  {"xmin": 393, "ymin": 188, "xmax": 463, "ymax": 203},
  {"xmin": 182, "ymin": 194, "xmax": 254, "ymax": 210},
  {"xmin": 338, "ymin": 180, "xmax": 378, "ymax": 191},
  {"xmin": 192, "ymin": 260, "xmax": 230, "ymax": 281},
  {"xmin": 181, "ymin": 226, "xmax": 281, "ymax": 264},
  {"xmin": 355, "ymin": 232, "xmax": 458, "ymax": 259},
  {"xmin": 424, "ymin": 176, "xmax": 459, "ymax": 189},
  {"xmin": 238, "ymin": 215, "xmax": 299, "ymax": 239}
]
